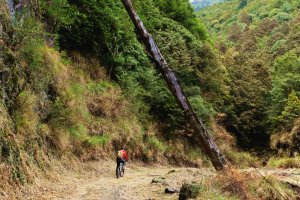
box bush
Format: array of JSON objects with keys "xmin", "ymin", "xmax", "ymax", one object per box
[
  {"xmin": 148, "ymin": 136, "xmax": 166, "ymax": 152},
  {"xmin": 179, "ymin": 183, "xmax": 202, "ymax": 200},
  {"xmin": 274, "ymin": 12, "xmax": 293, "ymax": 22}
]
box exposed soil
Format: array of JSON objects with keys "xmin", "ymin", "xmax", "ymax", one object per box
[
  {"xmin": 15, "ymin": 161, "xmax": 213, "ymax": 200},
  {"xmin": 3, "ymin": 161, "xmax": 300, "ymax": 200}
]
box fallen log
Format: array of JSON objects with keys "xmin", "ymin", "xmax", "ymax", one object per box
[{"xmin": 121, "ymin": 0, "xmax": 227, "ymax": 171}]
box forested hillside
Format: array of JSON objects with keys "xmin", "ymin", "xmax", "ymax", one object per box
[
  {"xmin": 0, "ymin": 0, "xmax": 299, "ymax": 199},
  {"xmin": 0, "ymin": 0, "xmax": 230, "ymax": 196},
  {"xmin": 199, "ymin": 0, "xmax": 300, "ymax": 151}
]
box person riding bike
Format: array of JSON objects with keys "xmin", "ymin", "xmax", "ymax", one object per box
[{"xmin": 116, "ymin": 147, "xmax": 128, "ymax": 178}]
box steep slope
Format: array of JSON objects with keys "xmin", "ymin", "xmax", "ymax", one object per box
[
  {"xmin": 1, "ymin": 0, "xmax": 300, "ymax": 199},
  {"xmin": 0, "ymin": 0, "xmax": 227, "ymax": 196}
]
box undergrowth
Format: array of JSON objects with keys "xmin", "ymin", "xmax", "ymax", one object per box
[{"xmin": 215, "ymin": 168, "xmax": 297, "ymax": 200}]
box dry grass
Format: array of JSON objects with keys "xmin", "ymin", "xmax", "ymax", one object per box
[
  {"xmin": 271, "ymin": 117, "xmax": 300, "ymax": 155},
  {"xmin": 216, "ymin": 168, "xmax": 252, "ymax": 199},
  {"xmin": 215, "ymin": 168, "xmax": 297, "ymax": 200},
  {"xmin": 14, "ymin": 90, "xmax": 39, "ymax": 136},
  {"xmin": 267, "ymin": 156, "xmax": 300, "ymax": 169},
  {"xmin": 212, "ymin": 122, "xmax": 259, "ymax": 168},
  {"xmin": 88, "ymin": 88, "xmax": 127, "ymax": 119},
  {"xmin": 247, "ymin": 175, "xmax": 297, "ymax": 200}
]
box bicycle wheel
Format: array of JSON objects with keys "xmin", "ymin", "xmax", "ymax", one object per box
[
  {"xmin": 120, "ymin": 163, "xmax": 125, "ymax": 177},
  {"xmin": 116, "ymin": 164, "xmax": 121, "ymax": 178}
]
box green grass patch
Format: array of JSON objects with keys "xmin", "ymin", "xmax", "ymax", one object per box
[
  {"xmin": 267, "ymin": 156, "xmax": 300, "ymax": 168},
  {"xmin": 86, "ymin": 135, "xmax": 109, "ymax": 146},
  {"xmin": 225, "ymin": 150, "xmax": 259, "ymax": 168},
  {"xmin": 87, "ymin": 81, "xmax": 114, "ymax": 94},
  {"xmin": 69, "ymin": 124, "xmax": 88, "ymax": 140},
  {"xmin": 148, "ymin": 136, "xmax": 166, "ymax": 152}
]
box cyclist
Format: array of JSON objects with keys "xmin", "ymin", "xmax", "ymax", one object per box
[{"xmin": 116, "ymin": 147, "xmax": 128, "ymax": 178}]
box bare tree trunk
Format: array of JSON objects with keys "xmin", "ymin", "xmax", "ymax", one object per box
[{"xmin": 121, "ymin": 0, "xmax": 227, "ymax": 171}]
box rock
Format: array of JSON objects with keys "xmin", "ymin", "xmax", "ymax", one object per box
[
  {"xmin": 151, "ymin": 177, "xmax": 167, "ymax": 185},
  {"xmin": 167, "ymin": 169, "xmax": 176, "ymax": 174},
  {"xmin": 165, "ymin": 187, "xmax": 179, "ymax": 194},
  {"xmin": 179, "ymin": 183, "xmax": 202, "ymax": 200}
]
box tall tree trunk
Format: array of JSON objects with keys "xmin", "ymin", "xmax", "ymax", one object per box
[{"xmin": 121, "ymin": 0, "xmax": 227, "ymax": 171}]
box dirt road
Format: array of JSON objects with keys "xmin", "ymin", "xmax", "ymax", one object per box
[
  {"xmin": 23, "ymin": 161, "xmax": 213, "ymax": 200},
  {"xmin": 17, "ymin": 161, "xmax": 300, "ymax": 200}
]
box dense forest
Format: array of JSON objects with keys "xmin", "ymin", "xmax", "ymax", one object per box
[
  {"xmin": 199, "ymin": 0, "xmax": 300, "ymax": 152},
  {"xmin": 0, "ymin": 0, "xmax": 299, "ymax": 199}
]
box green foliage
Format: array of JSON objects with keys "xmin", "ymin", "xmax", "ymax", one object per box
[
  {"xmin": 267, "ymin": 156, "xmax": 300, "ymax": 168},
  {"xmin": 198, "ymin": 0, "xmax": 300, "ymax": 148},
  {"xmin": 274, "ymin": 12, "xmax": 293, "ymax": 22},
  {"xmin": 179, "ymin": 183, "xmax": 202, "ymax": 200},
  {"xmin": 190, "ymin": 96, "xmax": 216, "ymax": 123},
  {"xmin": 148, "ymin": 136, "xmax": 166, "ymax": 152},
  {"xmin": 154, "ymin": 0, "xmax": 208, "ymax": 39},
  {"xmin": 54, "ymin": 0, "xmax": 225, "ymax": 137},
  {"xmin": 14, "ymin": 17, "xmax": 44, "ymax": 70},
  {"xmin": 270, "ymin": 52, "xmax": 300, "ymax": 117},
  {"xmin": 270, "ymin": 39, "xmax": 286, "ymax": 52},
  {"xmin": 87, "ymin": 135, "xmax": 109, "ymax": 146},
  {"xmin": 87, "ymin": 81, "xmax": 114, "ymax": 95},
  {"xmin": 41, "ymin": 0, "xmax": 77, "ymax": 31},
  {"xmin": 225, "ymin": 150, "xmax": 259, "ymax": 168},
  {"xmin": 276, "ymin": 91, "xmax": 300, "ymax": 129}
]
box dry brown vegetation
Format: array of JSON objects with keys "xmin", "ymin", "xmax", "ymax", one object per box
[
  {"xmin": 271, "ymin": 117, "xmax": 300, "ymax": 156},
  {"xmin": 216, "ymin": 168, "xmax": 297, "ymax": 200}
]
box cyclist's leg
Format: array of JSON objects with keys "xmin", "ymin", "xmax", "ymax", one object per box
[
  {"xmin": 116, "ymin": 157, "xmax": 120, "ymax": 177},
  {"xmin": 121, "ymin": 159, "xmax": 125, "ymax": 167}
]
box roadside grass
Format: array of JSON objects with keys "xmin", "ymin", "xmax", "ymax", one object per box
[
  {"xmin": 215, "ymin": 168, "xmax": 297, "ymax": 200},
  {"xmin": 225, "ymin": 150, "xmax": 259, "ymax": 168},
  {"xmin": 247, "ymin": 175, "xmax": 297, "ymax": 200},
  {"xmin": 267, "ymin": 156, "xmax": 300, "ymax": 169}
]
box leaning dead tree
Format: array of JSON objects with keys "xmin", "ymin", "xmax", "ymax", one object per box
[{"xmin": 121, "ymin": 0, "xmax": 227, "ymax": 171}]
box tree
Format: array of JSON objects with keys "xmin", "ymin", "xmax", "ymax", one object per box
[
  {"xmin": 277, "ymin": 91, "xmax": 300, "ymax": 130},
  {"xmin": 270, "ymin": 51, "xmax": 300, "ymax": 118},
  {"xmin": 121, "ymin": 0, "xmax": 227, "ymax": 171}
]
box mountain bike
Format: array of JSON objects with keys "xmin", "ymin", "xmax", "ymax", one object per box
[{"xmin": 116, "ymin": 161, "xmax": 125, "ymax": 178}]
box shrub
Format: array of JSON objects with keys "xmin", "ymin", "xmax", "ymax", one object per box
[
  {"xmin": 14, "ymin": 17, "xmax": 45, "ymax": 71},
  {"xmin": 148, "ymin": 136, "xmax": 166, "ymax": 152},
  {"xmin": 274, "ymin": 12, "xmax": 293, "ymax": 22},
  {"xmin": 179, "ymin": 183, "xmax": 202, "ymax": 200}
]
